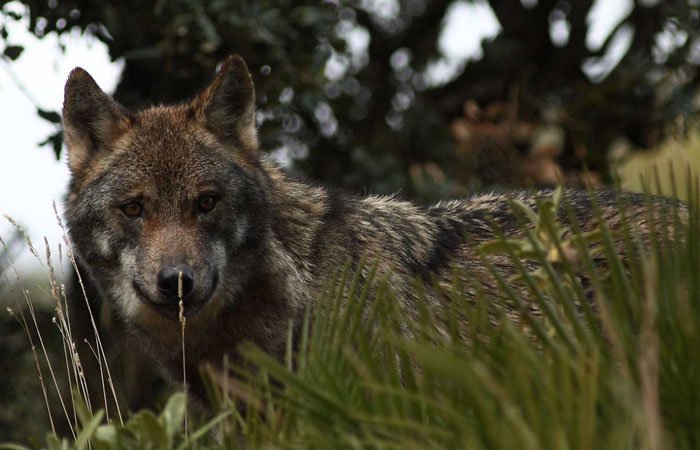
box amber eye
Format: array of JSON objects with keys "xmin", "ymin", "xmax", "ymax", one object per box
[
  {"xmin": 121, "ymin": 201, "xmax": 143, "ymax": 218},
  {"xmin": 198, "ymin": 194, "xmax": 218, "ymax": 213}
]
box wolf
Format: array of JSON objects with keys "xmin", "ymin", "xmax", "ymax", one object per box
[{"xmin": 62, "ymin": 54, "xmax": 679, "ymax": 403}]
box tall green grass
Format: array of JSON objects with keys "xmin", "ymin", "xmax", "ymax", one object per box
[{"xmin": 2, "ymin": 181, "xmax": 700, "ymax": 449}]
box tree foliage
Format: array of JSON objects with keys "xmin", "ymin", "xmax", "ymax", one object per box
[{"xmin": 2, "ymin": 0, "xmax": 700, "ymax": 199}]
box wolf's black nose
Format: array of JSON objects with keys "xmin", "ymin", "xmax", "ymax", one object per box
[{"xmin": 157, "ymin": 266, "xmax": 195, "ymax": 300}]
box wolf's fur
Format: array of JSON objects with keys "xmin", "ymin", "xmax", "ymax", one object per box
[{"xmin": 63, "ymin": 55, "xmax": 678, "ymax": 402}]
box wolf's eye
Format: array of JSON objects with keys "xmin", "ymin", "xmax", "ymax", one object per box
[
  {"xmin": 121, "ymin": 201, "xmax": 143, "ymax": 218},
  {"xmin": 198, "ymin": 195, "xmax": 218, "ymax": 213}
]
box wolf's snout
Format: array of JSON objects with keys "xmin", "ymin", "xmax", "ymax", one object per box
[{"xmin": 157, "ymin": 265, "xmax": 195, "ymax": 300}]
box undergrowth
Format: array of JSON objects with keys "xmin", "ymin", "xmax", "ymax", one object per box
[{"xmin": 1, "ymin": 180, "xmax": 700, "ymax": 449}]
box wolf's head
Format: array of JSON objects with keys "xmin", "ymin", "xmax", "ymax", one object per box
[{"xmin": 63, "ymin": 55, "xmax": 270, "ymax": 323}]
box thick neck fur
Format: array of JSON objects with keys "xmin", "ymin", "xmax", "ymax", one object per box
[
  {"xmin": 261, "ymin": 158, "xmax": 329, "ymax": 278},
  {"xmin": 258, "ymin": 157, "xmax": 451, "ymax": 286}
]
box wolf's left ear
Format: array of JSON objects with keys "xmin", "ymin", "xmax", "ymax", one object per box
[{"xmin": 196, "ymin": 54, "xmax": 258, "ymax": 152}]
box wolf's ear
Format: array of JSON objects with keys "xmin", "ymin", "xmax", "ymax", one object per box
[
  {"xmin": 62, "ymin": 68, "xmax": 132, "ymax": 176},
  {"xmin": 196, "ymin": 54, "xmax": 258, "ymax": 152}
]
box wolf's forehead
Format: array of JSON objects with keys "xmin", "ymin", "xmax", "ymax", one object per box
[
  {"xmin": 117, "ymin": 114, "xmax": 219, "ymax": 168},
  {"xmin": 84, "ymin": 107, "xmax": 247, "ymax": 195},
  {"xmin": 130, "ymin": 110, "xmax": 207, "ymax": 154},
  {"xmin": 98, "ymin": 134, "xmax": 226, "ymax": 195}
]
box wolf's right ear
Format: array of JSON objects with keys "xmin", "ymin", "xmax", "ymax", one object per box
[{"xmin": 62, "ymin": 68, "xmax": 132, "ymax": 176}]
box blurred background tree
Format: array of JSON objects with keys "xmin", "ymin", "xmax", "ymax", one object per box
[{"xmin": 2, "ymin": 0, "xmax": 700, "ymax": 200}]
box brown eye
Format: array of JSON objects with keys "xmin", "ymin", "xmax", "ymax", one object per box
[
  {"xmin": 121, "ymin": 201, "xmax": 143, "ymax": 218},
  {"xmin": 198, "ymin": 195, "xmax": 218, "ymax": 213}
]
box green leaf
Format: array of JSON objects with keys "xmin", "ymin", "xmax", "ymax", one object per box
[
  {"xmin": 3, "ymin": 45, "xmax": 23, "ymax": 60},
  {"xmin": 75, "ymin": 410, "xmax": 105, "ymax": 450},
  {"xmin": 479, "ymin": 239, "xmax": 534, "ymax": 256},
  {"xmin": 135, "ymin": 410, "xmax": 168, "ymax": 449},
  {"xmin": 38, "ymin": 130, "xmax": 64, "ymax": 160},
  {"xmin": 105, "ymin": 427, "xmax": 139, "ymax": 450},
  {"xmin": 159, "ymin": 393, "xmax": 186, "ymax": 441},
  {"xmin": 73, "ymin": 394, "xmax": 93, "ymax": 427},
  {"xmin": 93, "ymin": 425, "xmax": 118, "ymax": 446},
  {"xmin": 45, "ymin": 434, "xmax": 67, "ymax": 450},
  {"xmin": 175, "ymin": 410, "xmax": 232, "ymax": 450},
  {"xmin": 0, "ymin": 444, "xmax": 33, "ymax": 450},
  {"xmin": 509, "ymin": 199, "xmax": 540, "ymax": 226},
  {"xmin": 37, "ymin": 108, "xmax": 62, "ymax": 124}
]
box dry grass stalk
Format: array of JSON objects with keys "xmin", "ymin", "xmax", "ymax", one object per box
[
  {"xmin": 54, "ymin": 202, "xmax": 124, "ymax": 425},
  {"xmin": 0, "ymin": 232, "xmax": 62, "ymax": 437},
  {"xmin": 178, "ymin": 269, "xmax": 188, "ymax": 438}
]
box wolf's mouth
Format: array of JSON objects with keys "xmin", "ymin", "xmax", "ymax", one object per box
[{"xmin": 132, "ymin": 273, "xmax": 219, "ymax": 320}]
